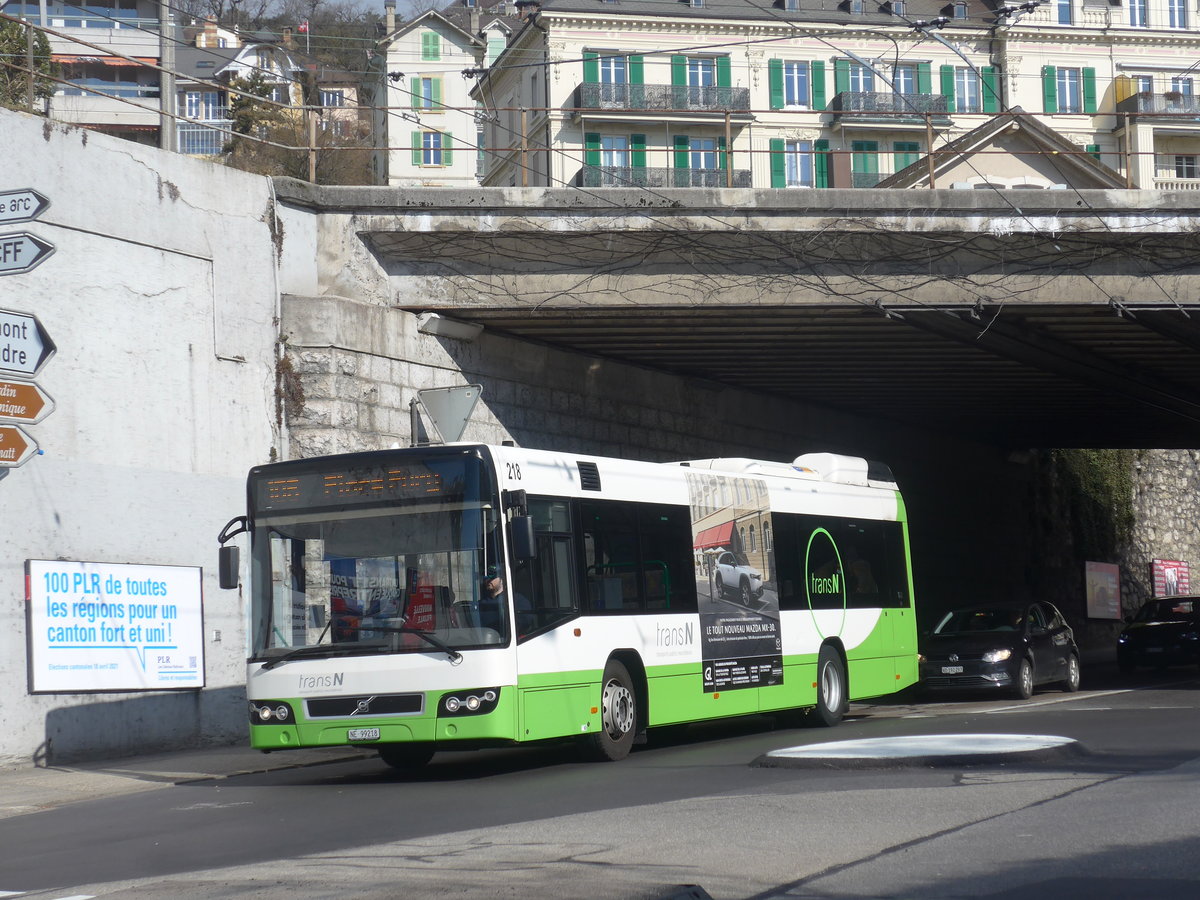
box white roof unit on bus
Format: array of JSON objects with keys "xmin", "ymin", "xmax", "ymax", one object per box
[{"xmin": 679, "ymin": 453, "xmax": 895, "ymax": 488}]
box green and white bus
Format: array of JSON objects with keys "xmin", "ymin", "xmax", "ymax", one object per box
[{"xmin": 220, "ymin": 443, "xmax": 918, "ymax": 767}]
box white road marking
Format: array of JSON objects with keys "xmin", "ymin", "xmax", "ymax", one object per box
[{"xmin": 767, "ymin": 733, "xmax": 1077, "ymax": 760}]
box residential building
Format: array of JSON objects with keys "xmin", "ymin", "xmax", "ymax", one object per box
[
  {"xmin": 367, "ymin": 0, "xmax": 519, "ymax": 186},
  {"xmin": 470, "ymin": 0, "xmax": 1200, "ymax": 190},
  {"xmin": 4, "ymin": 0, "xmax": 166, "ymax": 145}
]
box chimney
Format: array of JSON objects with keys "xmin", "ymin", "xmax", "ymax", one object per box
[
  {"xmin": 385, "ymin": 0, "xmax": 396, "ymax": 33},
  {"xmin": 203, "ymin": 16, "xmax": 218, "ymax": 48},
  {"xmin": 282, "ymin": 25, "xmax": 293, "ymax": 48},
  {"xmin": 470, "ymin": 8, "xmax": 480, "ymax": 34}
]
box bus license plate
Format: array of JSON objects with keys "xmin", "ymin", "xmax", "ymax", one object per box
[
  {"xmin": 347, "ymin": 727, "xmax": 380, "ymax": 742},
  {"xmin": 941, "ymin": 665, "xmax": 964, "ymax": 674}
]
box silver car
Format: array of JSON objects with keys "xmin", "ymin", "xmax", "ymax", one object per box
[{"xmin": 714, "ymin": 551, "xmax": 764, "ymax": 605}]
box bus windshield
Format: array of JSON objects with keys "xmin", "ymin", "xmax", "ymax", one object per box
[{"xmin": 247, "ymin": 451, "xmax": 507, "ymax": 660}]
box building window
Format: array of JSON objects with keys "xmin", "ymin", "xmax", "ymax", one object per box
[
  {"xmin": 785, "ymin": 0, "xmax": 800, "ymax": 8},
  {"xmin": 953, "ymin": 1, "xmax": 967, "ymax": 17},
  {"xmin": 849, "ymin": 0, "xmax": 865, "ymax": 13},
  {"xmin": 600, "ymin": 55, "xmax": 627, "ymax": 85},
  {"xmin": 1170, "ymin": 77, "xmax": 1194, "ymax": 97},
  {"xmin": 848, "ymin": 61, "xmax": 874, "ymax": 93},
  {"xmin": 423, "ymin": 131, "xmax": 446, "ymax": 165},
  {"xmin": 688, "ymin": 57, "xmax": 716, "ymax": 88},
  {"xmin": 783, "ymin": 61, "xmax": 809, "ymax": 107},
  {"xmin": 690, "ymin": 137, "xmax": 718, "ymax": 170},
  {"xmin": 894, "ymin": 141, "xmax": 920, "ymax": 170},
  {"xmin": 892, "ymin": 0, "xmax": 906, "ymax": 12},
  {"xmin": 421, "ymin": 31, "xmax": 440, "ymax": 61},
  {"xmin": 956, "ymin": 67, "xmax": 981, "ymax": 113},
  {"xmin": 1056, "ymin": 0, "xmax": 1072, "ymax": 24},
  {"xmin": 1134, "ymin": 75, "xmax": 1154, "ymax": 94},
  {"xmin": 321, "ymin": 90, "xmax": 345, "ymax": 108},
  {"xmin": 893, "ymin": 63, "xmax": 917, "ymax": 95},
  {"xmin": 1057, "ymin": 68, "xmax": 1082, "ymax": 113},
  {"xmin": 1176, "ymin": 155, "xmax": 1198, "ymax": 178},
  {"xmin": 601, "ymin": 135, "xmax": 629, "ymax": 168},
  {"xmin": 414, "ymin": 76, "xmax": 441, "ymax": 111},
  {"xmin": 184, "ymin": 90, "xmax": 222, "ymax": 120},
  {"xmin": 1129, "ymin": 0, "xmax": 1148, "ymax": 27},
  {"xmin": 1169, "ymin": 0, "xmax": 1187, "ymax": 27},
  {"xmin": 785, "ymin": 140, "xmax": 813, "ymax": 187},
  {"xmin": 851, "ymin": 140, "xmax": 879, "ymax": 187}
]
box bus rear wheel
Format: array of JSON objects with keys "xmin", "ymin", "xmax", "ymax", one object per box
[
  {"xmin": 379, "ymin": 743, "xmax": 435, "ymax": 770},
  {"xmin": 584, "ymin": 659, "xmax": 637, "ymax": 761},
  {"xmin": 809, "ymin": 645, "xmax": 847, "ymax": 728}
]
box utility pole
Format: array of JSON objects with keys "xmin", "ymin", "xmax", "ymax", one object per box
[{"xmin": 158, "ymin": 0, "xmax": 177, "ymax": 151}]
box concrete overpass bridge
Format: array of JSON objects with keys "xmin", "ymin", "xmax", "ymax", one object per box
[{"xmin": 276, "ymin": 183, "xmax": 1200, "ymax": 450}]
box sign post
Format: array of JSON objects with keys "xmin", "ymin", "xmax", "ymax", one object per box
[
  {"xmin": 0, "ymin": 189, "xmax": 50, "ymax": 225},
  {"xmin": 0, "ymin": 379, "xmax": 54, "ymax": 424},
  {"xmin": 0, "ymin": 308, "xmax": 56, "ymax": 378},
  {"xmin": 0, "ymin": 423, "xmax": 37, "ymax": 467},
  {"xmin": 0, "ymin": 232, "xmax": 54, "ymax": 276}
]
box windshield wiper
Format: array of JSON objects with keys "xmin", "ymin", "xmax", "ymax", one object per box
[
  {"xmin": 259, "ymin": 640, "xmax": 389, "ymax": 671},
  {"xmin": 368, "ymin": 625, "xmax": 463, "ymax": 663}
]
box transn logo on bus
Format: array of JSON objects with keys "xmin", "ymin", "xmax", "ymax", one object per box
[{"xmin": 298, "ymin": 673, "xmax": 344, "ymax": 690}]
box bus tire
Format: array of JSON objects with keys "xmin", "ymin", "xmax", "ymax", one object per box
[
  {"xmin": 584, "ymin": 659, "xmax": 637, "ymax": 761},
  {"xmin": 809, "ymin": 645, "xmax": 847, "ymax": 728},
  {"xmin": 379, "ymin": 743, "xmax": 435, "ymax": 770}
]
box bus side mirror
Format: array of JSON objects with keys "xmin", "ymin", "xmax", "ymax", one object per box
[
  {"xmin": 511, "ymin": 515, "xmax": 536, "ymax": 560},
  {"xmin": 218, "ymin": 545, "xmax": 240, "ymax": 590}
]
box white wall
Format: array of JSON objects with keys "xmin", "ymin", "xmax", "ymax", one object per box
[{"xmin": 0, "ymin": 109, "xmax": 280, "ymax": 765}]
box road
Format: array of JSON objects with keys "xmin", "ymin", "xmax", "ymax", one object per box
[{"xmin": 1, "ymin": 664, "xmax": 1198, "ymax": 899}]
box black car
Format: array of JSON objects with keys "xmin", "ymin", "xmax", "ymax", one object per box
[
  {"xmin": 919, "ymin": 601, "xmax": 1081, "ymax": 699},
  {"xmin": 1117, "ymin": 596, "xmax": 1200, "ymax": 673}
]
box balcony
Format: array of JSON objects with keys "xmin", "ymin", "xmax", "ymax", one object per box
[
  {"xmin": 578, "ymin": 166, "xmax": 752, "ymax": 188},
  {"xmin": 574, "ymin": 83, "xmax": 753, "ymax": 121},
  {"xmin": 1116, "ymin": 92, "xmax": 1200, "ymax": 124},
  {"xmin": 829, "ymin": 92, "xmax": 953, "ymax": 128}
]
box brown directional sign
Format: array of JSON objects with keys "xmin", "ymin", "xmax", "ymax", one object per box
[
  {"xmin": 0, "ymin": 424, "xmax": 37, "ymax": 467},
  {"xmin": 0, "ymin": 379, "xmax": 53, "ymax": 424}
]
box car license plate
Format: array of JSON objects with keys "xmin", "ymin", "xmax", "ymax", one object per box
[
  {"xmin": 347, "ymin": 727, "xmax": 380, "ymax": 741},
  {"xmin": 941, "ymin": 665, "xmax": 964, "ymax": 674}
]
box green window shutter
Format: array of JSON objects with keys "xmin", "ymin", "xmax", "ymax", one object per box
[
  {"xmin": 631, "ymin": 133, "xmax": 646, "ymax": 169},
  {"xmin": 718, "ymin": 135, "xmax": 727, "ymax": 170},
  {"xmin": 442, "ymin": 133, "xmax": 452, "ymax": 166},
  {"xmin": 671, "ymin": 56, "xmax": 687, "ymax": 86},
  {"xmin": 411, "ymin": 77, "xmax": 421, "ymax": 110},
  {"xmin": 422, "ymin": 31, "xmax": 439, "ymax": 61},
  {"xmin": 982, "ymin": 66, "xmax": 999, "ymax": 113},
  {"xmin": 940, "ymin": 65, "xmax": 956, "ymax": 111},
  {"xmin": 770, "ymin": 137, "xmax": 786, "ymax": 187},
  {"xmin": 768, "ymin": 58, "xmax": 784, "ymax": 109},
  {"xmin": 629, "ymin": 55, "xmax": 644, "ymax": 85},
  {"xmin": 834, "ymin": 58, "xmax": 850, "ymax": 96},
  {"xmin": 1086, "ymin": 143, "xmax": 1101, "ymax": 161},
  {"xmin": 811, "ymin": 61, "xmax": 826, "ymax": 110},
  {"xmin": 852, "ymin": 140, "xmax": 878, "ymax": 174},
  {"xmin": 814, "ymin": 138, "xmax": 829, "ymax": 188},
  {"xmin": 585, "ymin": 132, "xmax": 601, "ymax": 168},
  {"xmin": 1083, "ymin": 67, "xmax": 1097, "ymax": 113},
  {"xmin": 717, "ymin": 56, "xmax": 731, "ymax": 88},
  {"xmin": 894, "ymin": 141, "xmax": 920, "ymax": 170},
  {"xmin": 412, "ymin": 131, "xmax": 422, "ymax": 166},
  {"xmin": 674, "ymin": 134, "xmax": 690, "ymax": 168},
  {"xmin": 1042, "ymin": 66, "xmax": 1058, "ymax": 114},
  {"xmin": 917, "ymin": 62, "xmax": 931, "ymax": 94},
  {"xmin": 583, "ymin": 51, "xmax": 599, "ymax": 85},
  {"xmin": 431, "ymin": 77, "xmax": 442, "ymax": 110}
]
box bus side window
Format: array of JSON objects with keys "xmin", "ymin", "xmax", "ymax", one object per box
[{"xmin": 515, "ymin": 499, "xmax": 580, "ymax": 639}]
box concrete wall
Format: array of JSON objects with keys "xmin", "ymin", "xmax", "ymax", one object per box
[{"xmin": 0, "ymin": 109, "xmax": 279, "ymax": 766}]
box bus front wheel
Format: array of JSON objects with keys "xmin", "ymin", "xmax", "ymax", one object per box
[
  {"xmin": 809, "ymin": 645, "xmax": 847, "ymax": 728},
  {"xmin": 584, "ymin": 659, "xmax": 637, "ymax": 761},
  {"xmin": 379, "ymin": 743, "xmax": 435, "ymax": 770}
]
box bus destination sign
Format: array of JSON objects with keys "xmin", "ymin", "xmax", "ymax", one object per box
[{"xmin": 254, "ymin": 464, "xmax": 447, "ymax": 511}]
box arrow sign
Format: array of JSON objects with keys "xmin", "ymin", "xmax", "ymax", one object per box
[
  {"xmin": 0, "ymin": 189, "xmax": 50, "ymax": 225},
  {"xmin": 0, "ymin": 309, "xmax": 56, "ymax": 377},
  {"xmin": 0, "ymin": 380, "xmax": 54, "ymax": 424},
  {"xmin": 0, "ymin": 424, "xmax": 37, "ymax": 468},
  {"xmin": 0, "ymin": 232, "xmax": 55, "ymax": 276}
]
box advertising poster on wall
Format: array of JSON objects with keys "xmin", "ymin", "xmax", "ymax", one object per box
[
  {"xmin": 1152, "ymin": 559, "xmax": 1191, "ymax": 597},
  {"xmin": 686, "ymin": 471, "xmax": 782, "ymax": 692},
  {"xmin": 26, "ymin": 560, "xmax": 205, "ymax": 692},
  {"xmin": 1084, "ymin": 561, "xmax": 1122, "ymax": 620}
]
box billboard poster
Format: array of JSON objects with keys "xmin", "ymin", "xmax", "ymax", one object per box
[
  {"xmin": 26, "ymin": 560, "xmax": 205, "ymax": 692},
  {"xmin": 686, "ymin": 471, "xmax": 782, "ymax": 692},
  {"xmin": 1152, "ymin": 559, "xmax": 1190, "ymax": 597},
  {"xmin": 1084, "ymin": 561, "xmax": 1121, "ymax": 620}
]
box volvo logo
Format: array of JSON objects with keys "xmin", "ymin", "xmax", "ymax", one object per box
[
  {"xmin": 354, "ymin": 697, "xmax": 373, "ymax": 715},
  {"xmin": 949, "ymin": 653, "xmax": 959, "ymax": 662}
]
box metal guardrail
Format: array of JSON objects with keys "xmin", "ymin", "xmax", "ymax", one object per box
[
  {"xmin": 828, "ymin": 91, "xmax": 953, "ymax": 120},
  {"xmin": 1117, "ymin": 92, "xmax": 1200, "ymax": 117},
  {"xmin": 576, "ymin": 83, "xmax": 752, "ymax": 113}
]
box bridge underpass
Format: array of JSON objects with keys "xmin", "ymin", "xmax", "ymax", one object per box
[{"xmin": 279, "ymin": 182, "xmax": 1200, "ymax": 449}]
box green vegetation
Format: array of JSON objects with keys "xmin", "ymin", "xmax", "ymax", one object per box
[{"xmin": 0, "ymin": 19, "xmax": 55, "ymax": 112}]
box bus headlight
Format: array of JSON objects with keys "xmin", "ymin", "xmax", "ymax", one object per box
[
  {"xmin": 440, "ymin": 688, "xmax": 500, "ymax": 717},
  {"xmin": 248, "ymin": 701, "xmax": 294, "ymax": 724}
]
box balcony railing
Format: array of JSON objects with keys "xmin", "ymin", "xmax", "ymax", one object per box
[
  {"xmin": 578, "ymin": 166, "xmax": 752, "ymax": 188},
  {"xmin": 575, "ymin": 83, "xmax": 752, "ymax": 114},
  {"xmin": 829, "ymin": 92, "xmax": 953, "ymax": 125},
  {"xmin": 178, "ymin": 120, "xmax": 233, "ymax": 155},
  {"xmin": 1116, "ymin": 92, "xmax": 1200, "ymax": 118}
]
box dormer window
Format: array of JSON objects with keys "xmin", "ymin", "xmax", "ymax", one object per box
[
  {"xmin": 892, "ymin": 0, "xmax": 906, "ymax": 14},
  {"xmin": 465, "ymin": 0, "xmax": 476, "ymax": 6},
  {"xmin": 953, "ymin": 1, "xmax": 967, "ymax": 17},
  {"xmin": 784, "ymin": 0, "xmax": 800, "ymax": 9},
  {"xmin": 689, "ymin": 0, "xmax": 705, "ymax": 7}
]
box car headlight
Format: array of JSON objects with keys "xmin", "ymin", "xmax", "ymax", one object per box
[
  {"xmin": 1182, "ymin": 632, "xmax": 1199, "ymax": 641},
  {"xmin": 917, "ymin": 653, "xmax": 926, "ymax": 664},
  {"xmin": 1117, "ymin": 634, "xmax": 1129, "ymax": 644},
  {"xmin": 982, "ymin": 649, "xmax": 1013, "ymax": 663}
]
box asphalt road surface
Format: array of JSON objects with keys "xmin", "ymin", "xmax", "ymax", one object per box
[{"xmin": 2, "ymin": 664, "xmax": 1198, "ymax": 900}]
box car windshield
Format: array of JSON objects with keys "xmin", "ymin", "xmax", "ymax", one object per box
[
  {"xmin": 933, "ymin": 607, "xmax": 1024, "ymax": 635},
  {"xmin": 1135, "ymin": 599, "xmax": 1198, "ymax": 623}
]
